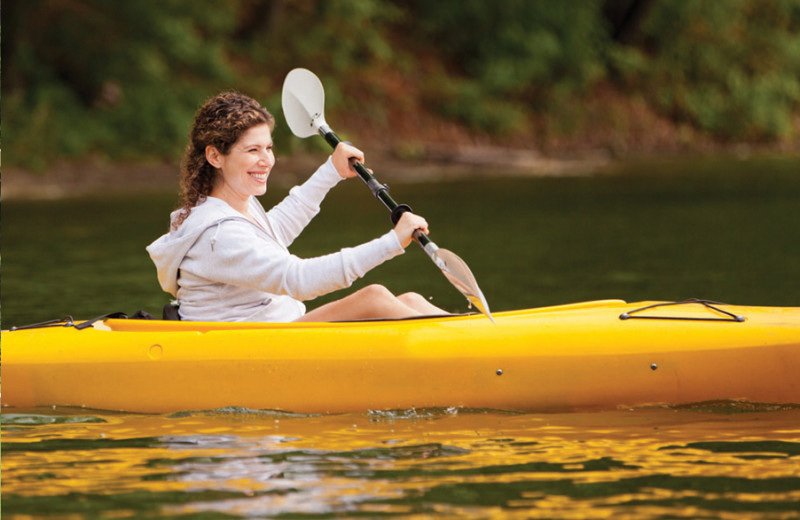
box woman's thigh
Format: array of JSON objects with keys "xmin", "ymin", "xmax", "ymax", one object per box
[{"xmin": 295, "ymin": 284, "xmax": 418, "ymax": 322}]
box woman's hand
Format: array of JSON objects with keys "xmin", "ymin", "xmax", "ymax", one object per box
[
  {"xmin": 332, "ymin": 142, "xmax": 364, "ymax": 179},
  {"xmin": 393, "ymin": 211, "xmax": 430, "ymax": 249}
]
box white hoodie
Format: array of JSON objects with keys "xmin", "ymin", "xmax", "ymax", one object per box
[{"xmin": 146, "ymin": 157, "xmax": 404, "ymax": 322}]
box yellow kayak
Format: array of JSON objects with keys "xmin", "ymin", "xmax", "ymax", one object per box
[{"xmin": 2, "ymin": 299, "xmax": 799, "ymax": 414}]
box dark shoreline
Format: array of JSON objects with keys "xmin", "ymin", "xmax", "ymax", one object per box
[{"xmin": 5, "ymin": 142, "xmax": 799, "ymax": 201}]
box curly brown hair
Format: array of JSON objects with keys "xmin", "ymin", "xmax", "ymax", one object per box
[{"xmin": 173, "ymin": 91, "xmax": 275, "ymax": 229}]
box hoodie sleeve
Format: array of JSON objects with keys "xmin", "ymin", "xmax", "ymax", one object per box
[
  {"xmin": 182, "ymin": 219, "xmax": 405, "ymax": 301},
  {"xmin": 263, "ymin": 156, "xmax": 343, "ymax": 247},
  {"xmin": 146, "ymin": 231, "xmax": 183, "ymax": 296}
]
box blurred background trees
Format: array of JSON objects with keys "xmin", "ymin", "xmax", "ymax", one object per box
[{"xmin": 3, "ymin": 0, "xmax": 800, "ymax": 170}]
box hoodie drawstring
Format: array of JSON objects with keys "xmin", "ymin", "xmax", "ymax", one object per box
[{"xmin": 210, "ymin": 222, "xmax": 222, "ymax": 252}]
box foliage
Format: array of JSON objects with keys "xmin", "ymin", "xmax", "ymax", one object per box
[
  {"xmin": 414, "ymin": 0, "xmax": 608, "ymax": 102},
  {"xmin": 3, "ymin": 0, "xmax": 238, "ymax": 169},
  {"xmin": 227, "ymin": 0, "xmax": 403, "ymax": 149},
  {"xmin": 3, "ymin": 0, "xmax": 800, "ymax": 170},
  {"xmin": 631, "ymin": 0, "xmax": 800, "ymax": 140}
]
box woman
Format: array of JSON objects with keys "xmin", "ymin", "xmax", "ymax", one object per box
[{"xmin": 147, "ymin": 91, "xmax": 446, "ymax": 322}]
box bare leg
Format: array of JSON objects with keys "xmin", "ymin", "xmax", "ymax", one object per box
[
  {"xmin": 295, "ymin": 284, "xmax": 447, "ymax": 322},
  {"xmin": 397, "ymin": 292, "xmax": 449, "ymax": 315}
]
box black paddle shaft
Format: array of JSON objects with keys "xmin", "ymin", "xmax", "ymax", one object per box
[{"xmin": 319, "ymin": 127, "xmax": 432, "ymax": 247}]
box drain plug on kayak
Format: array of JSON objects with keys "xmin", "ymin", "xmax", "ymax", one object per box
[
  {"xmin": 650, "ymin": 363, "xmax": 658, "ymax": 371},
  {"xmin": 496, "ymin": 369, "xmax": 503, "ymax": 376},
  {"xmin": 149, "ymin": 344, "xmax": 163, "ymax": 360}
]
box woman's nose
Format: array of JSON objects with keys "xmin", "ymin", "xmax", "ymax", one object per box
[{"xmin": 258, "ymin": 151, "xmax": 274, "ymax": 165}]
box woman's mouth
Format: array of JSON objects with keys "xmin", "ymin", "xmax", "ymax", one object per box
[{"xmin": 249, "ymin": 172, "xmax": 268, "ymax": 182}]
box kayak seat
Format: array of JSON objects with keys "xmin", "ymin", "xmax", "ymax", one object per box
[{"xmin": 163, "ymin": 301, "xmax": 181, "ymax": 321}]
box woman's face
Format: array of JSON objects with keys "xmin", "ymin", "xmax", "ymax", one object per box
[{"xmin": 208, "ymin": 123, "xmax": 275, "ymax": 203}]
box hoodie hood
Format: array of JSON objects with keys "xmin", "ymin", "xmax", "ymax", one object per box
[{"xmin": 146, "ymin": 197, "xmax": 251, "ymax": 296}]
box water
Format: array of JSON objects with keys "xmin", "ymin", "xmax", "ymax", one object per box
[
  {"xmin": 3, "ymin": 406, "xmax": 800, "ymax": 518},
  {"xmin": 2, "ymin": 155, "xmax": 800, "ymax": 518},
  {"xmin": 2, "ymin": 156, "xmax": 799, "ymax": 327}
]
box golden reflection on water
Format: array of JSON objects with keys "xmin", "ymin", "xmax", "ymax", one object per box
[{"xmin": 3, "ymin": 407, "xmax": 800, "ymax": 519}]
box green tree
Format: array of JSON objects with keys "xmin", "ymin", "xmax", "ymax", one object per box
[
  {"xmin": 621, "ymin": 0, "xmax": 800, "ymax": 139},
  {"xmin": 4, "ymin": 0, "xmax": 800, "ymax": 170},
  {"xmin": 3, "ymin": 0, "xmax": 238, "ymax": 169},
  {"xmin": 406, "ymin": 0, "xmax": 609, "ymax": 132}
]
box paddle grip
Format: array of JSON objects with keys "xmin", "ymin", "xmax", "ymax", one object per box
[
  {"xmin": 391, "ymin": 203, "xmax": 428, "ymax": 245},
  {"xmin": 390, "ymin": 204, "xmax": 412, "ymax": 225}
]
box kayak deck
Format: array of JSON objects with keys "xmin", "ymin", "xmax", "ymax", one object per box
[{"xmin": 3, "ymin": 299, "xmax": 799, "ymax": 414}]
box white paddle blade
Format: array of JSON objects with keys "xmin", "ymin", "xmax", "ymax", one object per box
[{"xmin": 282, "ymin": 68, "xmax": 327, "ymax": 138}]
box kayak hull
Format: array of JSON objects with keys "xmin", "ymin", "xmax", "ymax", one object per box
[{"xmin": 3, "ymin": 300, "xmax": 799, "ymax": 414}]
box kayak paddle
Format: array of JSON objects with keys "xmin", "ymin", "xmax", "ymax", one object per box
[{"xmin": 281, "ymin": 68, "xmax": 494, "ymax": 322}]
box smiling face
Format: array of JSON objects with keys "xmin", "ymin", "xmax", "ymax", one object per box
[{"xmin": 207, "ymin": 123, "xmax": 275, "ymax": 212}]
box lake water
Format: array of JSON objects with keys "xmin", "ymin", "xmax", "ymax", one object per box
[
  {"xmin": 2, "ymin": 155, "xmax": 800, "ymax": 518},
  {"xmin": 3, "ymin": 406, "xmax": 800, "ymax": 519}
]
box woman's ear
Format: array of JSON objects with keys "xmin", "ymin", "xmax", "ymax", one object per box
[{"xmin": 205, "ymin": 145, "xmax": 222, "ymax": 168}]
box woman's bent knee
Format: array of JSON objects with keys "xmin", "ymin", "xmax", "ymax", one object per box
[
  {"xmin": 397, "ymin": 292, "xmax": 425, "ymax": 305},
  {"xmin": 361, "ymin": 284, "xmax": 394, "ymax": 299},
  {"xmin": 348, "ymin": 284, "xmax": 420, "ymax": 319},
  {"xmin": 398, "ymin": 291, "xmax": 448, "ymax": 315}
]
